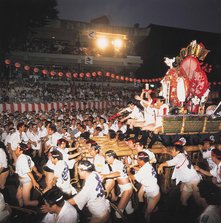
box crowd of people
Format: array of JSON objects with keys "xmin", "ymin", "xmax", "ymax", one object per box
[
  {"xmin": 0, "ymin": 79, "xmax": 139, "ymax": 104},
  {"xmin": 0, "ymin": 86, "xmax": 221, "ymax": 223}
]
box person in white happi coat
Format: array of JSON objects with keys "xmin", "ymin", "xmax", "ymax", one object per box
[
  {"xmin": 158, "ymin": 142, "xmax": 202, "ymax": 206},
  {"xmin": 46, "ymin": 150, "xmax": 76, "ymax": 196},
  {"xmin": 68, "ymin": 160, "xmax": 110, "ymax": 223},
  {"xmin": 41, "ymin": 187, "xmax": 78, "ymax": 223},
  {"xmin": 43, "ymin": 124, "xmax": 62, "ymax": 191},
  {"xmin": 56, "ymin": 138, "xmax": 80, "ymax": 170},
  {"xmin": 101, "ymin": 150, "xmax": 134, "ymax": 218},
  {"xmin": 28, "ymin": 123, "xmax": 42, "ymax": 157},
  {"xmin": 195, "ymin": 148, "xmax": 221, "ymax": 187},
  {"xmin": 9, "ymin": 121, "xmax": 29, "ymax": 164},
  {"xmin": 129, "ymin": 151, "xmax": 160, "ymax": 222},
  {"xmin": 200, "ymin": 138, "xmax": 216, "ymax": 170},
  {"xmin": 0, "ymin": 145, "xmax": 9, "ymax": 190},
  {"xmin": 197, "ymin": 180, "xmax": 221, "ymax": 223},
  {"xmin": 15, "ymin": 143, "xmax": 42, "ymax": 207}
]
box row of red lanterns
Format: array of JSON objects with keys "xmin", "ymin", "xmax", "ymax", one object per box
[{"xmin": 4, "ymin": 59, "xmax": 163, "ymax": 83}]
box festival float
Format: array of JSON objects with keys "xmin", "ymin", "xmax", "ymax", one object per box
[{"xmin": 158, "ymin": 40, "xmax": 221, "ymax": 150}]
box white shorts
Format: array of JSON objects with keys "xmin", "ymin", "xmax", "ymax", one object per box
[
  {"xmin": 118, "ymin": 183, "xmax": 132, "ymax": 194},
  {"xmin": 144, "ymin": 185, "xmax": 160, "ymax": 199}
]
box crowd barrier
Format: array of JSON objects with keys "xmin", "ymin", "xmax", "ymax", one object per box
[{"xmin": 0, "ymin": 101, "xmax": 127, "ymax": 113}]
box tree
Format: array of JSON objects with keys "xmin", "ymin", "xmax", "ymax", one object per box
[{"xmin": 0, "ymin": 0, "xmax": 58, "ymax": 74}]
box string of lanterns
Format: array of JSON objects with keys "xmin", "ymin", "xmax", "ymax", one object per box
[
  {"xmin": 4, "ymin": 59, "xmax": 220, "ymax": 85},
  {"xmin": 4, "ymin": 59, "xmax": 163, "ymax": 83}
]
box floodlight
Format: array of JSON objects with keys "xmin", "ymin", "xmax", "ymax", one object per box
[
  {"xmin": 96, "ymin": 37, "xmax": 109, "ymax": 49},
  {"xmin": 112, "ymin": 39, "xmax": 123, "ymax": 49}
]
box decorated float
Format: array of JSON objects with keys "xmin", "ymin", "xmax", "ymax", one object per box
[{"xmin": 159, "ymin": 40, "xmax": 220, "ymax": 148}]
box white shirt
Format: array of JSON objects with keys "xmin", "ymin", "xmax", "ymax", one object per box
[
  {"xmin": 54, "ymin": 160, "xmax": 71, "ymax": 193},
  {"xmin": 10, "ymin": 131, "xmax": 29, "ymax": 150},
  {"xmin": 127, "ymin": 106, "xmax": 144, "ymax": 120},
  {"xmin": 93, "ymin": 154, "xmax": 106, "ymax": 173},
  {"xmin": 42, "ymin": 201, "xmax": 78, "ymax": 223},
  {"xmin": 0, "ymin": 148, "xmax": 8, "ymax": 169},
  {"xmin": 134, "ymin": 162, "xmax": 159, "ymax": 192},
  {"xmin": 210, "ymin": 162, "xmax": 221, "ymax": 183},
  {"xmin": 198, "ymin": 205, "xmax": 221, "ymax": 223},
  {"xmin": 104, "ymin": 159, "xmax": 128, "ymax": 179},
  {"xmin": 154, "ymin": 104, "xmax": 169, "ymax": 128},
  {"xmin": 141, "ymin": 101, "xmax": 155, "ymax": 125},
  {"xmin": 202, "ymin": 148, "xmax": 216, "ymax": 170},
  {"xmin": 16, "ymin": 154, "xmax": 34, "ymax": 178},
  {"xmin": 29, "ymin": 131, "xmax": 41, "ymax": 150},
  {"xmin": 46, "ymin": 132, "xmax": 62, "ymax": 147},
  {"xmin": 73, "ymin": 172, "xmax": 110, "ymax": 218},
  {"xmin": 167, "ymin": 153, "xmax": 201, "ymax": 185},
  {"xmin": 57, "ymin": 147, "xmax": 75, "ymax": 169}
]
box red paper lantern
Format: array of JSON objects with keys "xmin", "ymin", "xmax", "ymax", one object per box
[
  {"xmin": 58, "ymin": 72, "xmax": 63, "ymax": 77},
  {"xmin": 133, "ymin": 78, "xmax": 137, "ymax": 83},
  {"xmin": 141, "ymin": 79, "xmax": 145, "ymax": 83},
  {"xmin": 97, "ymin": 71, "xmax": 102, "ymax": 76},
  {"xmin": 115, "ymin": 75, "xmax": 119, "ymax": 80},
  {"xmin": 24, "ymin": 65, "xmax": 30, "ymax": 71},
  {"xmin": 4, "ymin": 59, "xmax": 11, "ymax": 65},
  {"xmin": 34, "ymin": 67, "xmax": 39, "ymax": 73},
  {"xmin": 86, "ymin": 72, "xmax": 91, "ymax": 78},
  {"xmin": 149, "ymin": 79, "xmax": 152, "ymax": 83},
  {"xmin": 106, "ymin": 72, "xmax": 110, "ymax": 77},
  {"xmin": 137, "ymin": 79, "xmax": 141, "ymax": 83},
  {"xmin": 120, "ymin": 76, "xmax": 124, "ymax": 81},
  {"xmin": 146, "ymin": 79, "xmax": 148, "ymax": 83},
  {"xmin": 111, "ymin": 73, "xmax": 115, "ymax": 79},
  {"xmin": 73, "ymin": 73, "xmax": 78, "ymax": 78},
  {"xmin": 42, "ymin": 69, "xmax": 48, "ymax": 75},
  {"xmin": 15, "ymin": 62, "xmax": 21, "ymax": 68},
  {"xmin": 92, "ymin": 72, "xmax": 97, "ymax": 77},
  {"xmin": 213, "ymin": 82, "xmax": 217, "ymax": 85},
  {"xmin": 79, "ymin": 72, "xmax": 84, "ymax": 78},
  {"xmin": 50, "ymin": 71, "xmax": 56, "ymax": 76},
  {"xmin": 129, "ymin": 78, "xmax": 133, "ymax": 82},
  {"xmin": 218, "ymin": 82, "xmax": 221, "ymax": 85},
  {"xmin": 66, "ymin": 72, "xmax": 71, "ymax": 78},
  {"xmin": 125, "ymin": 77, "xmax": 129, "ymax": 81}
]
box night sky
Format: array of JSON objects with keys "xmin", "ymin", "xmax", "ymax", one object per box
[{"xmin": 57, "ymin": 0, "xmax": 221, "ymax": 33}]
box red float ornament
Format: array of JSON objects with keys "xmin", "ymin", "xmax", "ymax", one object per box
[
  {"xmin": 120, "ymin": 76, "xmax": 124, "ymax": 81},
  {"xmin": 4, "ymin": 59, "xmax": 11, "ymax": 65},
  {"xmin": 115, "ymin": 75, "xmax": 119, "ymax": 80},
  {"xmin": 24, "ymin": 65, "xmax": 30, "ymax": 71},
  {"xmin": 137, "ymin": 79, "xmax": 141, "ymax": 83},
  {"xmin": 125, "ymin": 77, "xmax": 129, "ymax": 81},
  {"xmin": 129, "ymin": 78, "xmax": 133, "ymax": 82}
]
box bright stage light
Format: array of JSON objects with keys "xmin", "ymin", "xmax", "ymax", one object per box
[
  {"xmin": 96, "ymin": 37, "xmax": 109, "ymax": 49},
  {"xmin": 112, "ymin": 39, "xmax": 123, "ymax": 49}
]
